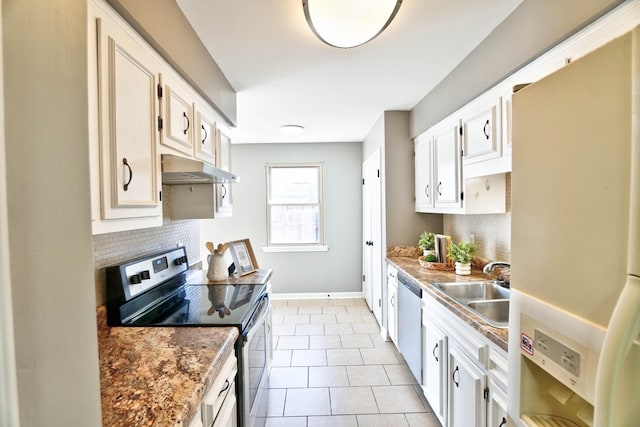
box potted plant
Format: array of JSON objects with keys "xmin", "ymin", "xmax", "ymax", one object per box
[
  {"xmin": 448, "ymin": 241, "xmax": 477, "ymax": 275},
  {"xmin": 418, "ymin": 232, "xmax": 435, "ymax": 257}
]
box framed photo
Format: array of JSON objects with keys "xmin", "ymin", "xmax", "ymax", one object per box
[{"xmin": 228, "ymin": 238, "xmax": 258, "ymax": 276}]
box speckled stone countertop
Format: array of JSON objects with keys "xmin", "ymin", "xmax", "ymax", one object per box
[
  {"xmin": 96, "ymin": 306, "xmax": 239, "ymax": 426},
  {"xmin": 387, "ymin": 256, "xmax": 509, "ymax": 351}
]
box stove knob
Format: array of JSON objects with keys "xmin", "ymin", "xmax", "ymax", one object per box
[
  {"xmin": 130, "ymin": 274, "xmax": 142, "ymax": 285},
  {"xmin": 140, "ymin": 270, "xmax": 151, "ymax": 280},
  {"xmin": 174, "ymin": 257, "xmax": 184, "ymax": 266}
]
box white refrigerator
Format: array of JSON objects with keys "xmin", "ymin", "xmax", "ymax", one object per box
[{"xmin": 508, "ymin": 26, "xmax": 640, "ymax": 427}]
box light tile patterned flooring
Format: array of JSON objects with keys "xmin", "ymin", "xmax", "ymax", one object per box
[{"xmin": 266, "ymin": 298, "xmax": 441, "ymax": 427}]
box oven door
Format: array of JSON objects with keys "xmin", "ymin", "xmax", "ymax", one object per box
[{"xmin": 242, "ymin": 293, "xmax": 272, "ymax": 427}]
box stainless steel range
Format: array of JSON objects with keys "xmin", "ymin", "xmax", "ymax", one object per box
[{"xmin": 105, "ymin": 246, "xmax": 272, "ymax": 427}]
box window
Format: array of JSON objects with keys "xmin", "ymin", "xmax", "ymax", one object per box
[{"xmin": 266, "ymin": 163, "xmax": 326, "ymax": 251}]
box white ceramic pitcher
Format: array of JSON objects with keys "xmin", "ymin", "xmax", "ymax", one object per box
[{"xmin": 207, "ymin": 254, "xmax": 229, "ymax": 281}]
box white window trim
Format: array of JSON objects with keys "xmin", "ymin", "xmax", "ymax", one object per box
[{"xmin": 266, "ymin": 162, "xmax": 325, "ymax": 248}]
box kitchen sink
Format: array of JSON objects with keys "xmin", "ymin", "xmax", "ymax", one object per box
[
  {"xmin": 467, "ymin": 300, "xmax": 510, "ymax": 327},
  {"xmin": 431, "ymin": 281, "xmax": 510, "ymax": 328},
  {"xmin": 432, "ymin": 281, "xmax": 510, "ymax": 302}
]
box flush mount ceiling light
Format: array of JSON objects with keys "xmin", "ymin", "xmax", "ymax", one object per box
[
  {"xmin": 280, "ymin": 124, "xmax": 305, "ymax": 134},
  {"xmin": 302, "ymin": 0, "xmax": 403, "ymax": 49}
]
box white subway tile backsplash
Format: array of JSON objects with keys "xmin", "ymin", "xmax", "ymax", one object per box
[{"xmin": 92, "ymin": 220, "xmax": 200, "ymax": 306}]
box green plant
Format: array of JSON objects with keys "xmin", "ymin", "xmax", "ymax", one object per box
[
  {"xmin": 448, "ymin": 241, "xmax": 477, "ymax": 264},
  {"xmin": 418, "ymin": 232, "xmax": 435, "ymax": 251},
  {"xmin": 423, "ymin": 253, "xmax": 438, "ymax": 262}
]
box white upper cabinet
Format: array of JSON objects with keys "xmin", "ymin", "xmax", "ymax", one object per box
[
  {"xmin": 92, "ymin": 8, "xmax": 162, "ymax": 228},
  {"xmin": 461, "ymin": 97, "xmax": 501, "ymax": 165},
  {"xmin": 194, "ymin": 98, "xmax": 218, "ymax": 165},
  {"xmin": 414, "ymin": 132, "xmax": 434, "ymax": 212},
  {"xmin": 159, "ymin": 72, "xmax": 194, "ymax": 156},
  {"xmin": 215, "ymin": 127, "xmax": 233, "ymax": 217},
  {"xmin": 433, "ymin": 119, "xmax": 463, "ymax": 210},
  {"xmin": 88, "ymin": 0, "xmax": 232, "ymax": 233}
]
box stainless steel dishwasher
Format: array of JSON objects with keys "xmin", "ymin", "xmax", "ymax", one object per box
[{"xmin": 397, "ymin": 276, "xmax": 422, "ymax": 384}]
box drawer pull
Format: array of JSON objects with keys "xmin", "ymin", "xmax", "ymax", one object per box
[
  {"xmin": 433, "ymin": 343, "xmax": 439, "ymax": 362},
  {"xmin": 218, "ymin": 379, "xmax": 230, "ymax": 397}
]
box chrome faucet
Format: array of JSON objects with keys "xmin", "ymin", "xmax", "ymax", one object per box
[{"xmin": 483, "ymin": 261, "xmax": 511, "ymax": 287}]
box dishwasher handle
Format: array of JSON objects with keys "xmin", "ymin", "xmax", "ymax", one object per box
[{"xmin": 399, "ymin": 277, "xmax": 422, "ymax": 298}]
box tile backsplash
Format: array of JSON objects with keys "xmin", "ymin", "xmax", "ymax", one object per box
[
  {"xmin": 444, "ymin": 173, "xmax": 511, "ymax": 263},
  {"xmin": 92, "ymin": 220, "xmax": 200, "ymax": 306}
]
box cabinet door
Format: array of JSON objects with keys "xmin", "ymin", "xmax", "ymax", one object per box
[
  {"xmin": 215, "ymin": 128, "xmax": 233, "ymax": 217},
  {"xmin": 488, "ymin": 381, "xmax": 510, "ymax": 427},
  {"xmin": 462, "ymin": 99, "xmax": 501, "ymax": 164},
  {"xmin": 414, "ymin": 134, "xmax": 434, "ymax": 212},
  {"xmin": 96, "ymin": 17, "xmax": 161, "ymax": 220},
  {"xmin": 387, "ymin": 282, "xmax": 397, "ymax": 344},
  {"xmin": 212, "ymin": 383, "xmax": 237, "ymax": 427},
  {"xmin": 423, "ymin": 321, "xmax": 447, "ymax": 426},
  {"xmin": 160, "ymin": 72, "xmax": 193, "ymax": 156},
  {"xmin": 433, "ymin": 121, "xmax": 462, "ymax": 209},
  {"xmin": 194, "ymin": 101, "xmax": 217, "ymax": 165},
  {"xmin": 448, "ymin": 344, "xmax": 487, "ymax": 427}
]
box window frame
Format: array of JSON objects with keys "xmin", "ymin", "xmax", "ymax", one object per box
[{"xmin": 264, "ymin": 162, "xmax": 328, "ymax": 252}]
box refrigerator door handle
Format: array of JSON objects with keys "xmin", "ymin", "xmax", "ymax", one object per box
[{"xmin": 594, "ymin": 274, "xmax": 640, "ymax": 427}]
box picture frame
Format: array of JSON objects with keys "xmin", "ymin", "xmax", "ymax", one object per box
[{"xmin": 228, "ymin": 238, "xmax": 258, "ymax": 276}]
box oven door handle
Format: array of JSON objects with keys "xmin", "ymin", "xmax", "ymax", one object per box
[{"xmin": 245, "ymin": 295, "xmax": 270, "ymax": 338}]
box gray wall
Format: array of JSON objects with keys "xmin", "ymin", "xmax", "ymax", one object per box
[
  {"xmin": 3, "ymin": 0, "xmax": 102, "ymax": 425},
  {"xmin": 364, "ymin": 111, "xmax": 443, "ymax": 248},
  {"xmin": 199, "ymin": 142, "xmax": 363, "ymax": 295},
  {"xmin": 106, "ymin": 0, "xmax": 237, "ymax": 125},
  {"xmin": 410, "ymin": 0, "xmax": 625, "ymax": 137}
]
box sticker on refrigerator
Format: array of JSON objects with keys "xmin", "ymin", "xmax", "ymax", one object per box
[{"xmin": 521, "ymin": 333, "xmax": 534, "ymax": 355}]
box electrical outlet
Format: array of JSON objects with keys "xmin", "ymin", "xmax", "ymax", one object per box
[{"xmin": 469, "ymin": 234, "xmax": 475, "ymax": 244}]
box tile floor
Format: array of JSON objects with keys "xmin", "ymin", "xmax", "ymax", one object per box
[{"xmin": 265, "ymin": 298, "xmax": 441, "ymax": 427}]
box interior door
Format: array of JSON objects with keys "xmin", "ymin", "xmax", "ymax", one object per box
[{"xmin": 362, "ymin": 150, "xmax": 382, "ymax": 324}]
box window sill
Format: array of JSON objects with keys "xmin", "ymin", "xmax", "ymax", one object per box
[{"xmin": 262, "ymin": 245, "xmax": 330, "ymax": 253}]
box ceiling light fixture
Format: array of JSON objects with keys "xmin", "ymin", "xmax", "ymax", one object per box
[
  {"xmin": 280, "ymin": 125, "xmax": 305, "ymax": 134},
  {"xmin": 302, "ymin": 0, "xmax": 403, "ymax": 49}
]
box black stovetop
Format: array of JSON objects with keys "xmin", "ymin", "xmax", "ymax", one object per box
[{"xmin": 105, "ymin": 247, "xmax": 267, "ymax": 332}]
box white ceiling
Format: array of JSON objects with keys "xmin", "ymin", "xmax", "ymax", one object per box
[{"xmin": 176, "ymin": 0, "xmax": 522, "ymax": 144}]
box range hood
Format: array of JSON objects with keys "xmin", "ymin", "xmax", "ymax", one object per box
[{"xmin": 161, "ymin": 154, "xmax": 239, "ymax": 184}]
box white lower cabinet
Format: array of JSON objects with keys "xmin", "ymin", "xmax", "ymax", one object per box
[
  {"xmin": 448, "ymin": 343, "xmax": 487, "ymax": 427},
  {"xmin": 422, "ymin": 294, "xmax": 508, "ymax": 427},
  {"xmin": 188, "ymin": 353, "xmax": 238, "ymax": 427},
  {"xmin": 387, "ymin": 265, "xmax": 398, "ymax": 344},
  {"xmin": 423, "ymin": 319, "xmax": 447, "ymax": 426},
  {"xmin": 487, "ymin": 380, "xmax": 509, "ymax": 427}
]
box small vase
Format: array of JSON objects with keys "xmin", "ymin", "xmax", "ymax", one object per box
[
  {"xmin": 455, "ymin": 262, "xmax": 471, "ymax": 275},
  {"xmin": 423, "ymin": 249, "xmax": 436, "ymax": 257}
]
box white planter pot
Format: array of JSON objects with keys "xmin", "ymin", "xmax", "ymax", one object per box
[
  {"xmin": 455, "ymin": 262, "xmax": 471, "ymax": 275},
  {"xmin": 423, "ymin": 249, "xmax": 436, "ymax": 257}
]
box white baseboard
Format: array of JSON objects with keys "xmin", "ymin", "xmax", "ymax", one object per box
[{"xmin": 271, "ymin": 291, "xmax": 363, "ymax": 300}]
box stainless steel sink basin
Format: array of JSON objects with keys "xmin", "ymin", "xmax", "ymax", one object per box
[
  {"xmin": 432, "ymin": 281, "xmax": 510, "ymax": 302},
  {"xmin": 431, "ymin": 281, "xmax": 510, "ymax": 328},
  {"xmin": 467, "ymin": 300, "xmax": 509, "ymax": 326}
]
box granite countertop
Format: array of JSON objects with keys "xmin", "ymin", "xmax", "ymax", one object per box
[
  {"xmin": 96, "ymin": 306, "xmax": 239, "ymax": 426},
  {"xmin": 186, "ymin": 268, "xmax": 273, "ymax": 286},
  {"xmin": 387, "ymin": 256, "xmax": 509, "ymax": 351}
]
